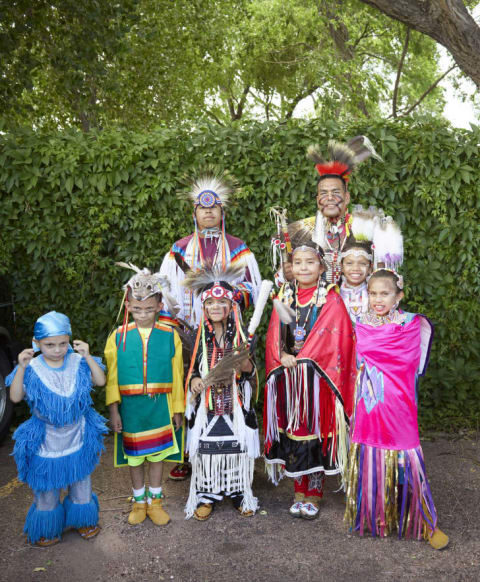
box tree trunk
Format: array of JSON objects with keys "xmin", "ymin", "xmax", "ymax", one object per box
[{"xmin": 357, "ymin": 0, "xmax": 480, "ymax": 88}]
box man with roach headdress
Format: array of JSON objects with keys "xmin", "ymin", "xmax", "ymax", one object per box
[{"xmin": 282, "ymin": 138, "xmax": 403, "ymax": 286}]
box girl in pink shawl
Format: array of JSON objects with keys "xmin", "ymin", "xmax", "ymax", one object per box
[{"xmin": 344, "ymin": 269, "xmax": 449, "ymax": 550}]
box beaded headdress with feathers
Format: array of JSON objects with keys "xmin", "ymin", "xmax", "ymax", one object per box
[
  {"xmin": 178, "ymin": 171, "xmax": 236, "ymax": 208},
  {"xmin": 182, "ymin": 263, "xmax": 245, "ymax": 302}
]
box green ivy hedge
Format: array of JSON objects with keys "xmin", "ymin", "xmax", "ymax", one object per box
[{"xmin": 1, "ymin": 119, "xmax": 479, "ymax": 429}]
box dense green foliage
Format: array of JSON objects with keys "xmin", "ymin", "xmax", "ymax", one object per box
[
  {"xmin": 1, "ymin": 119, "xmax": 479, "ymax": 429},
  {"xmin": 0, "ymin": 0, "xmax": 461, "ymax": 128}
]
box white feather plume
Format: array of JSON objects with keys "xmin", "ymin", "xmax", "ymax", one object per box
[
  {"xmin": 347, "ymin": 135, "xmax": 383, "ymax": 164},
  {"xmin": 247, "ymin": 280, "xmax": 273, "ymax": 337},
  {"xmin": 372, "ymin": 216, "xmax": 404, "ymax": 269},
  {"xmin": 273, "ymin": 299, "xmax": 296, "ymax": 324},
  {"xmin": 351, "ymin": 205, "xmax": 378, "ymax": 242},
  {"xmin": 312, "ymin": 211, "xmax": 327, "ymax": 248},
  {"xmin": 115, "ymin": 261, "xmax": 144, "ymax": 275}
]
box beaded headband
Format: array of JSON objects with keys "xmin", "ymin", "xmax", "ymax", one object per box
[
  {"xmin": 201, "ymin": 283, "xmax": 235, "ymax": 303},
  {"xmin": 196, "ymin": 190, "xmax": 222, "ymax": 208},
  {"xmin": 341, "ymin": 248, "xmax": 373, "ymax": 261},
  {"xmin": 292, "ymin": 245, "xmax": 323, "ymax": 258}
]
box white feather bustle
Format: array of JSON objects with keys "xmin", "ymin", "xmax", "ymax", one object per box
[
  {"xmin": 372, "ymin": 216, "xmax": 404, "ymax": 269},
  {"xmin": 351, "ymin": 205, "xmax": 381, "ymax": 242}
]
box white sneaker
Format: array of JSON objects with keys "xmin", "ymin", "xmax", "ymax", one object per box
[
  {"xmin": 289, "ymin": 501, "xmax": 304, "ymax": 517},
  {"xmin": 300, "ymin": 502, "xmax": 319, "ymax": 519}
]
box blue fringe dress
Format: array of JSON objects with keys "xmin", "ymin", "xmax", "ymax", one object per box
[{"xmin": 6, "ymin": 352, "xmax": 107, "ymax": 543}]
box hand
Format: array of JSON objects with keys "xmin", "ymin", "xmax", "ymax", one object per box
[
  {"xmin": 18, "ymin": 348, "xmax": 34, "ymax": 369},
  {"xmin": 173, "ymin": 413, "xmax": 183, "ymax": 430},
  {"xmin": 281, "ymin": 352, "xmax": 297, "ymax": 369},
  {"xmin": 110, "ymin": 410, "xmax": 123, "ymax": 433},
  {"xmin": 283, "ymin": 262, "xmax": 294, "ymax": 281},
  {"xmin": 190, "ymin": 377, "xmax": 204, "ymax": 396},
  {"xmin": 73, "ymin": 340, "xmax": 90, "ymax": 357}
]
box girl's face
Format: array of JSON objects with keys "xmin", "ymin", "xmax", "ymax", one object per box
[
  {"xmin": 342, "ymin": 253, "xmax": 371, "ymax": 286},
  {"xmin": 367, "ymin": 278, "xmax": 403, "ymax": 316},
  {"xmin": 35, "ymin": 334, "xmax": 70, "ymax": 365},
  {"xmin": 292, "ymin": 250, "xmax": 324, "ymax": 288},
  {"xmin": 204, "ymin": 297, "xmax": 232, "ymax": 322}
]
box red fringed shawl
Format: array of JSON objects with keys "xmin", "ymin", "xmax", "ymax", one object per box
[{"xmin": 263, "ymin": 287, "xmax": 356, "ymax": 453}]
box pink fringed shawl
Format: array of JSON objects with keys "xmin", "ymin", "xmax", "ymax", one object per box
[{"xmin": 352, "ymin": 315, "xmax": 432, "ymax": 450}]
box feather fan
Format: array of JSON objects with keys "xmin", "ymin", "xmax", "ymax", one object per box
[{"xmin": 201, "ymin": 343, "xmax": 250, "ymax": 387}]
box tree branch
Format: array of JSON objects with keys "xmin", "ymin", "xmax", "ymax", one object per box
[
  {"xmin": 284, "ymin": 84, "xmax": 320, "ymax": 119},
  {"xmin": 234, "ymin": 85, "xmax": 250, "ymax": 120},
  {"xmin": 392, "ymin": 27, "xmax": 410, "ymax": 118},
  {"xmin": 352, "ymin": 22, "xmax": 372, "ymax": 49},
  {"xmin": 357, "ymin": 0, "xmax": 480, "ymax": 88},
  {"xmin": 394, "ymin": 64, "xmax": 457, "ymax": 118},
  {"xmin": 205, "ymin": 110, "xmax": 225, "ymax": 126}
]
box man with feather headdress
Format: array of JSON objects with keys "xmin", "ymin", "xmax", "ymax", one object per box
[{"xmin": 284, "ymin": 137, "xmax": 403, "ymax": 286}]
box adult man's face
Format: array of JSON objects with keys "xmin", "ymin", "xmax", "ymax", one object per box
[
  {"xmin": 195, "ymin": 204, "xmax": 222, "ymax": 231},
  {"xmin": 316, "ymin": 177, "xmax": 350, "ymax": 220}
]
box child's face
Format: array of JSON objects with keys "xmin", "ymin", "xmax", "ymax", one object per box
[
  {"xmin": 35, "ymin": 334, "xmax": 70, "ymax": 364},
  {"xmin": 292, "ymin": 250, "xmax": 324, "ymax": 288},
  {"xmin": 367, "ymin": 278, "xmax": 403, "ymax": 316},
  {"xmin": 126, "ymin": 296, "xmax": 163, "ymax": 327},
  {"xmin": 204, "ymin": 297, "xmax": 232, "ymax": 322},
  {"xmin": 342, "ymin": 253, "xmax": 371, "ymax": 286}
]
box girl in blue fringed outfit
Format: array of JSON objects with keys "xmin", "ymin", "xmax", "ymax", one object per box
[{"xmin": 6, "ymin": 311, "xmax": 107, "ymax": 546}]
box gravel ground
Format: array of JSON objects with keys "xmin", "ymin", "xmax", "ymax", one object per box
[{"xmin": 0, "ymin": 433, "xmax": 479, "ymax": 582}]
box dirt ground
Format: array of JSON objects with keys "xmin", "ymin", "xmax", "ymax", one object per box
[{"xmin": 0, "ymin": 433, "xmax": 479, "ymax": 582}]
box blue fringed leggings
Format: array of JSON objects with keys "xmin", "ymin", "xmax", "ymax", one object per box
[
  {"xmin": 25, "ymin": 475, "xmax": 99, "ymax": 543},
  {"xmin": 34, "ymin": 475, "xmax": 92, "ymax": 510}
]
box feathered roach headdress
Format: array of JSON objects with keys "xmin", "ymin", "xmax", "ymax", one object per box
[
  {"xmin": 307, "ymin": 136, "xmax": 383, "ymax": 184},
  {"xmin": 182, "ymin": 262, "xmax": 245, "ymax": 304},
  {"xmin": 288, "ymin": 216, "xmax": 326, "ymax": 261},
  {"xmin": 178, "ymin": 170, "xmax": 236, "ymax": 209}
]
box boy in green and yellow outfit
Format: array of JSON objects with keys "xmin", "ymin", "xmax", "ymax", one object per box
[{"xmin": 105, "ymin": 265, "xmax": 184, "ymax": 526}]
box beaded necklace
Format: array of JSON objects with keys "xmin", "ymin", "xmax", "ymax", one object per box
[
  {"xmin": 292, "ymin": 280, "xmax": 328, "ymax": 352},
  {"xmin": 360, "ymin": 307, "xmax": 407, "ymax": 327}
]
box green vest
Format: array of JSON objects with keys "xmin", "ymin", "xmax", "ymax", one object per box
[{"xmin": 116, "ymin": 322, "xmax": 175, "ymax": 396}]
